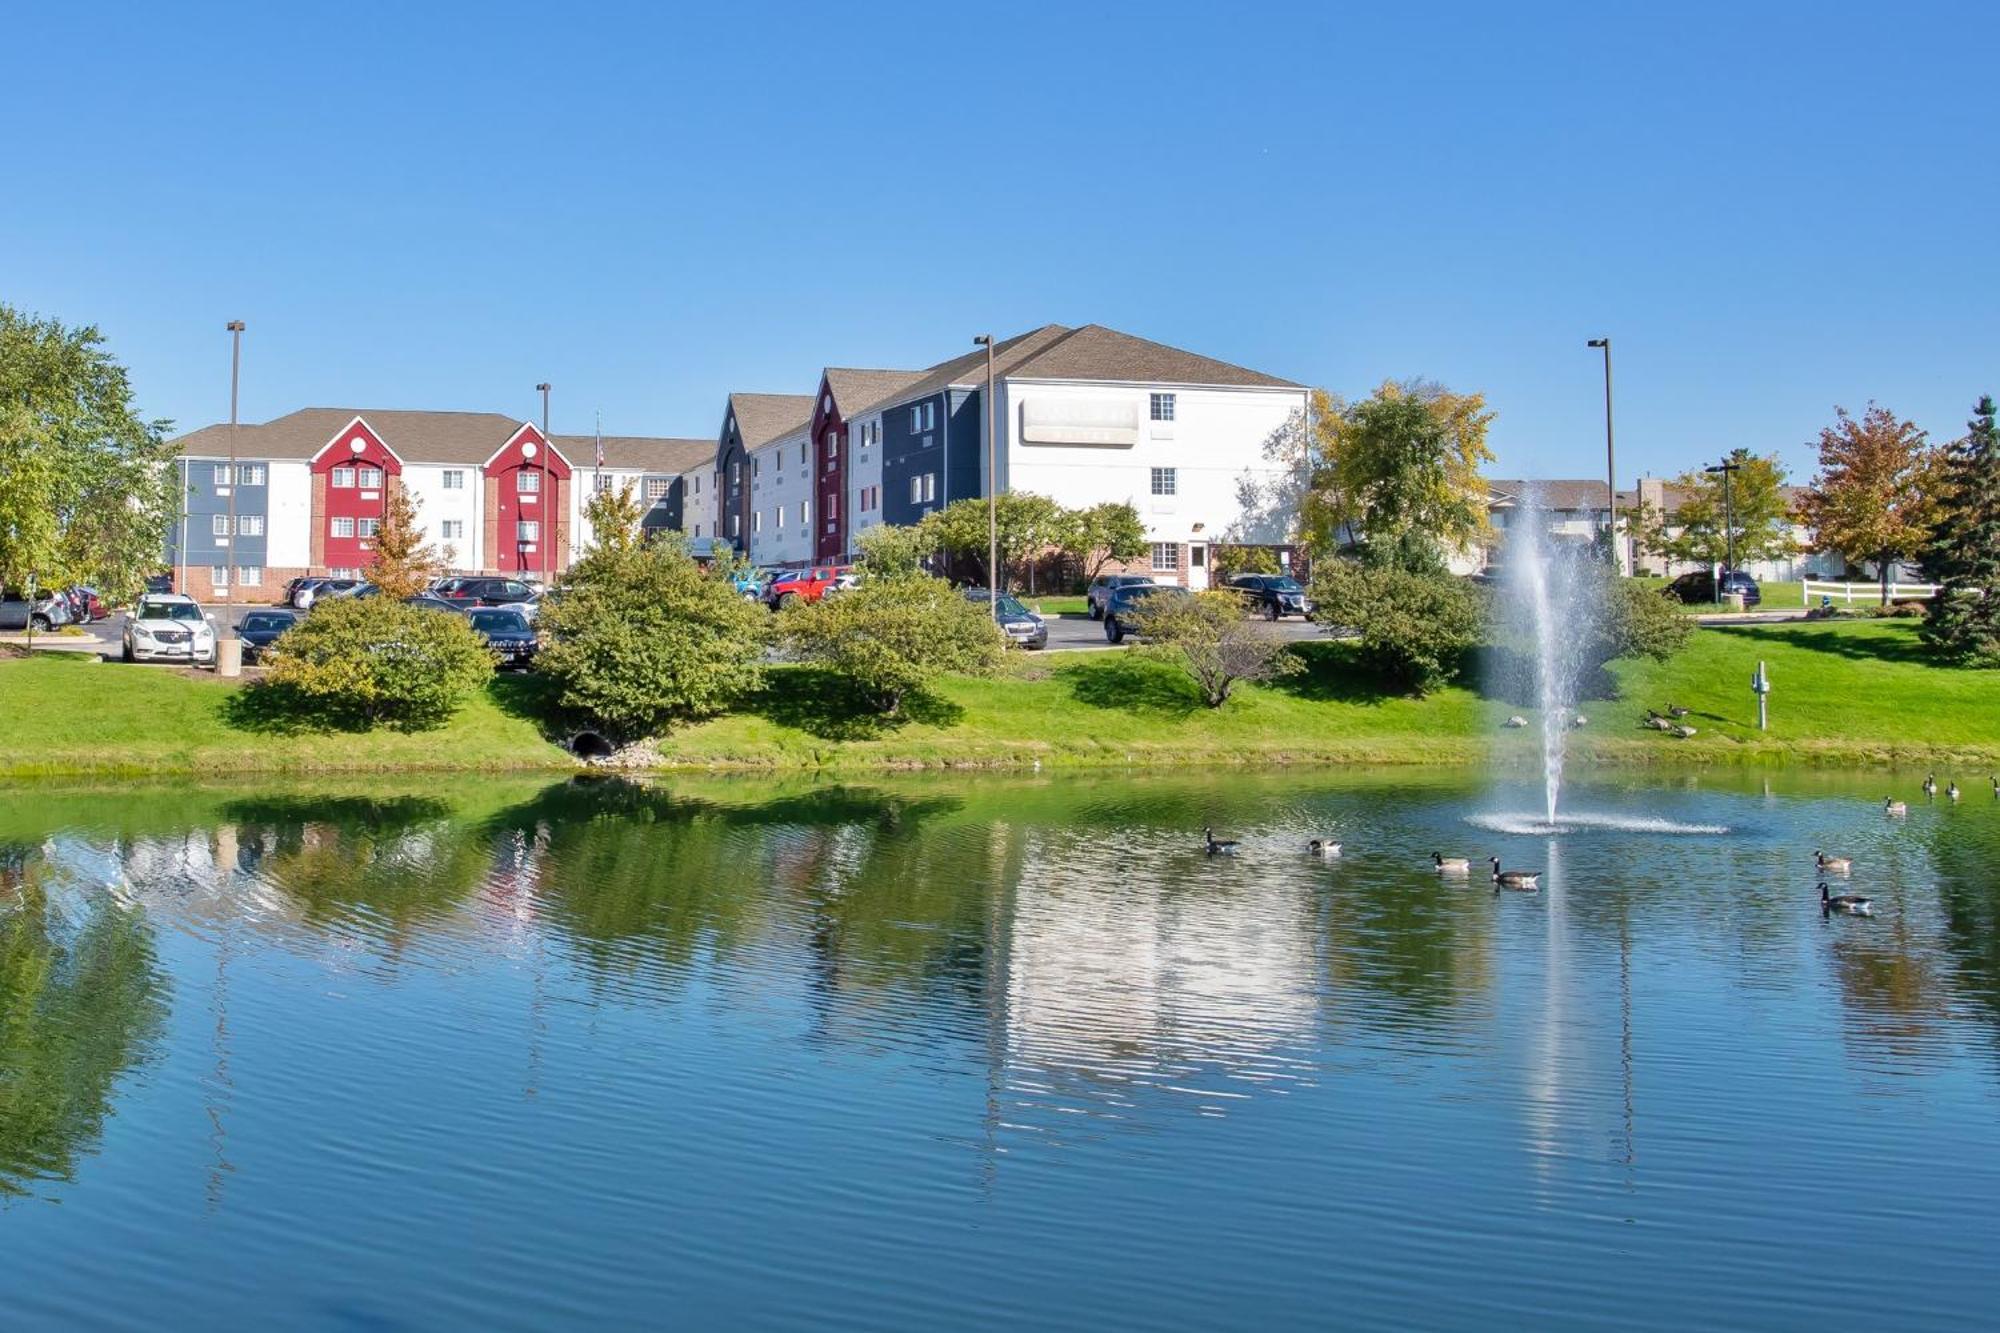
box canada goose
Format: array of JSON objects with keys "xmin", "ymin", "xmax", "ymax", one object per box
[
  {"xmin": 1433, "ymin": 852, "xmax": 1471, "ymax": 873},
  {"xmin": 1309, "ymin": 839, "xmax": 1342, "ymax": 857},
  {"xmin": 1504, "ymin": 715, "xmax": 1528, "ymax": 728},
  {"xmin": 1570, "ymin": 713, "xmax": 1589, "ymax": 728},
  {"xmin": 1672, "ymin": 724, "xmax": 1698, "ymax": 739},
  {"xmin": 1821, "ymin": 882, "xmax": 1874, "ymax": 916},
  {"xmin": 1947, "ymin": 780, "xmax": 1961, "ymax": 802},
  {"xmin": 1204, "ymin": 826, "xmax": 1240, "ymax": 856},
  {"xmin": 1923, "ymin": 773, "xmax": 1938, "ymax": 797},
  {"xmin": 1488, "ymin": 857, "xmax": 1541, "ymax": 890},
  {"xmin": 1642, "ymin": 715, "xmax": 1673, "ymax": 732},
  {"xmin": 1884, "ymin": 797, "xmax": 1908, "ymax": 816},
  {"xmin": 1992, "ymin": 775, "xmax": 1998, "ymax": 798},
  {"xmin": 1667, "ymin": 704, "xmax": 1691, "ymax": 718},
  {"xmin": 1815, "ymin": 851, "xmax": 1853, "ymax": 874}
]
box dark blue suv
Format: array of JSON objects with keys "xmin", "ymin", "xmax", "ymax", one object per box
[{"xmin": 1666, "ymin": 569, "xmax": 1761, "ymax": 607}]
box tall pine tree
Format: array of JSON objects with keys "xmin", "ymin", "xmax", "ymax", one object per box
[{"xmin": 1922, "ymin": 395, "xmax": 2000, "ymax": 666}]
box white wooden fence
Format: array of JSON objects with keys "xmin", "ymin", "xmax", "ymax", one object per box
[{"xmin": 1802, "ymin": 578, "xmax": 1940, "ymax": 606}]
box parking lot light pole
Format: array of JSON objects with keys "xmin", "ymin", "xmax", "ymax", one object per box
[
  {"xmin": 974, "ymin": 334, "xmax": 997, "ymax": 618},
  {"xmin": 536, "ymin": 382, "xmax": 552, "ymax": 583},
  {"xmin": 224, "ymin": 320, "xmax": 245, "ymax": 621},
  {"xmin": 1704, "ymin": 458, "xmax": 1742, "ymax": 603},
  {"xmin": 1586, "ymin": 338, "xmax": 1618, "ymax": 574}
]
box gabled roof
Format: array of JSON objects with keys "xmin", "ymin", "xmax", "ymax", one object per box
[
  {"xmin": 822, "ymin": 367, "xmax": 924, "ymax": 418},
  {"xmin": 726, "ymin": 393, "xmax": 814, "ymax": 449},
  {"xmin": 171, "ymin": 408, "xmax": 526, "ymax": 464},
  {"xmin": 848, "ymin": 324, "xmax": 1076, "ymax": 418},
  {"xmin": 556, "ymin": 434, "xmax": 713, "ymax": 474},
  {"xmin": 1007, "ymin": 323, "xmax": 1301, "ymax": 389},
  {"xmin": 1487, "ymin": 479, "xmax": 1639, "ymax": 511}
]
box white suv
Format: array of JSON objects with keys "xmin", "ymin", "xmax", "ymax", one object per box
[{"xmin": 123, "ymin": 594, "xmax": 218, "ymax": 665}]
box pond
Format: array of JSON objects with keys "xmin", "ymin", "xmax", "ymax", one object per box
[{"xmin": 3, "ymin": 769, "xmax": 1999, "ymax": 1329}]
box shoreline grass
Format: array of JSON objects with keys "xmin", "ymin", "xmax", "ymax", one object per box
[{"xmin": 1, "ymin": 619, "xmax": 1994, "ymax": 781}]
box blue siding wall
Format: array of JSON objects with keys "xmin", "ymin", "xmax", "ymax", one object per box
[
  {"xmin": 165, "ymin": 458, "xmax": 270, "ymax": 570},
  {"xmin": 879, "ymin": 392, "xmax": 949, "ymax": 527},
  {"xmin": 945, "ymin": 388, "xmax": 983, "ymax": 504}
]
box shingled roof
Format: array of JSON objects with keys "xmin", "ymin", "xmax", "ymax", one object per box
[
  {"xmin": 1009, "ymin": 323, "xmax": 1300, "ymax": 389},
  {"xmin": 555, "ymin": 434, "xmax": 714, "ymax": 474},
  {"xmin": 1487, "ymin": 479, "xmax": 1640, "ymax": 511},
  {"xmin": 823, "ymin": 367, "xmax": 924, "ymax": 415},
  {"xmin": 726, "ymin": 392, "xmax": 815, "ymax": 449},
  {"xmin": 171, "ymin": 408, "xmax": 528, "ymax": 464}
]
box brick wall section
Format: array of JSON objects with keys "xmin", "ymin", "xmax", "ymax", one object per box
[
  {"xmin": 482, "ymin": 475, "xmax": 501, "ymax": 575},
  {"xmin": 177, "ymin": 565, "xmax": 310, "ymax": 604},
  {"xmin": 309, "ymin": 473, "xmax": 327, "ymax": 569},
  {"xmin": 554, "ymin": 476, "xmax": 572, "ymax": 574}
]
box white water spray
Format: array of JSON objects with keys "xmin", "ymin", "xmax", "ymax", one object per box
[{"xmin": 1497, "ymin": 488, "xmax": 1599, "ymax": 830}]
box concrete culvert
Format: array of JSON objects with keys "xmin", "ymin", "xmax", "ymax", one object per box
[{"xmin": 567, "ymin": 730, "xmax": 617, "ymax": 760}]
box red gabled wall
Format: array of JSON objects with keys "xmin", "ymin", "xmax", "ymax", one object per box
[
  {"xmin": 812, "ymin": 380, "xmax": 847, "ymax": 562},
  {"xmin": 312, "ymin": 418, "xmax": 402, "ymax": 572},
  {"xmin": 485, "ymin": 425, "xmax": 573, "ymax": 577}
]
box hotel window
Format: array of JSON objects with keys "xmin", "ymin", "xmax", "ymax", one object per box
[
  {"xmin": 211, "ymin": 565, "xmax": 230, "ymax": 587},
  {"xmin": 237, "ymin": 464, "xmax": 265, "ymax": 486},
  {"xmin": 645, "ymin": 477, "xmax": 670, "ymax": 501},
  {"xmin": 826, "ymin": 431, "xmax": 839, "ymax": 461},
  {"xmin": 331, "ymin": 517, "xmax": 355, "ymax": 538},
  {"xmin": 1150, "ymin": 393, "xmax": 1176, "ymax": 422},
  {"xmin": 593, "ymin": 473, "xmax": 614, "ymax": 494},
  {"xmin": 356, "ymin": 517, "xmax": 379, "ymax": 538},
  {"xmin": 357, "ymin": 466, "xmax": 383, "ymax": 488},
  {"xmin": 331, "ymin": 466, "xmax": 356, "ymax": 488},
  {"xmin": 730, "ymin": 462, "xmax": 740, "ymax": 485},
  {"xmin": 236, "ymin": 566, "xmax": 263, "ymax": 587},
  {"xmin": 1150, "ymin": 467, "xmax": 1177, "ymax": 496},
  {"xmin": 910, "ymin": 475, "xmax": 923, "ymax": 504},
  {"xmin": 776, "ymin": 506, "xmax": 785, "ymax": 530},
  {"xmin": 238, "ymin": 515, "xmax": 265, "ymax": 537},
  {"xmin": 753, "ymin": 455, "xmax": 762, "ymax": 478},
  {"xmin": 441, "ymin": 520, "xmax": 464, "ymax": 540},
  {"xmin": 728, "ymin": 515, "xmax": 739, "ymax": 537},
  {"xmin": 694, "ymin": 474, "xmax": 702, "ymax": 495},
  {"xmin": 212, "ymin": 514, "xmax": 231, "ymax": 536},
  {"xmin": 212, "ymin": 464, "xmax": 232, "ymax": 486},
  {"xmin": 516, "ymin": 520, "xmax": 539, "ymax": 544},
  {"xmin": 1151, "ymin": 542, "xmax": 1181, "ymax": 573},
  {"xmin": 800, "ymin": 500, "xmax": 810, "ymax": 527},
  {"xmin": 442, "ymin": 469, "xmax": 465, "ymax": 490},
  {"xmin": 754, "ymin": 510, "xmax": 763, "ymax": 533},
  {"xmin": 517, "ymin": 470, "xmax": 541, "ymax": 493},
  {"xmin": 694, "ymin": 523, "xmax": 702, "ymax": 538}
]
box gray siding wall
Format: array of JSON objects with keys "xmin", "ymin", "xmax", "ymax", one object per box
[{"xmin": 165, "ymin": 458, "xmax": 271, "ymax": 569}]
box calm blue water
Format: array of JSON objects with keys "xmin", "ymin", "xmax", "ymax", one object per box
[{"xmin": 3, "ymin": 770, "xmax": 1999, "ymax": 1329}]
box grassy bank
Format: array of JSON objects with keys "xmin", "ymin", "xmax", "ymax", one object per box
[{"xmin": 2, "ymin": 619, "xmax": 1994, "ymax": 779}]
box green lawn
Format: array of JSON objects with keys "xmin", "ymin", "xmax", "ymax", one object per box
[
  {"xmin": 1025, "ymin": 594, "xmax": 1088, "ymax": 616},
  {"xmin": 3, "ymin": 619, "xmax": 1993, "ymax": 778},
  {"xmin": 1631, "ymin": 575, "xmax": 1806, "ymax": 613}
]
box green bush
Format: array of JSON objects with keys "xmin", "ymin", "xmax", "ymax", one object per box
[
  {"xmin": 1128, "ymin": 588, "xmax": 1300, "ymax": 708},
  {"xmin": 1597, "ymin": 575, "xmax": 1693, "ymax": 662},
  {"xmin": 535, "ymin": 537, "xmax": 768, "ymax": 741},
  {"xmin": 777, "ymin": 574, "xmax": 1003, "ymax": 715},
  {"xmin": 263, "ymin": 596, "xmax": 494, "ymax": 730},
  {"xmin": 1311, "ymin": 563, "xmax": 1483, "ymax": 694}
]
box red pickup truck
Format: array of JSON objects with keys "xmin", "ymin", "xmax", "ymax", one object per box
[{"xmin": 764, "ymin": 566, "xmax": 853, "ymax": 609}]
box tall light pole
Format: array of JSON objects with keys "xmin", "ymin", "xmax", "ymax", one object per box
[
  {"xmin": 536, "ymin": 382, "xmax": 552, "ymax": 582},
  {"xmin": 973, "ymin": 334, "xmax": 997, "ymax": 617},
  {"xmin": 1586, "ymin": 338, "xmax": 1618, "ymax": 573},
  {"xmin": 1705, "ymin": 457, "xmax": 1742, "ymax": 600},
  {"xmin": 224, "ymin": 320, "xmax": 245, "ymax": 619}
]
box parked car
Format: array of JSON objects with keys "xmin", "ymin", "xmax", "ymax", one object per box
[
  {"xmin": 0, "ymin": 590, "xmax": 74, "ymax": 632},
  {"xmin": 404, "ymin": 595, "xmax": 464, "ymax": 614},
  {"xmin": 732, "ymin": 566, "xmax": 782, "ymax": 601},
  {"xmin": 122, "ymin": 594, "xmax": 217, "ymax": 664},
  {"xmin": 964, "ymin": 588, "xmax": 1048, "ymax": 650},
  {"xmin": 1102, "ymin": 583, "xmax": 1188, "ymax": 644},
  {"xmin": 436, "ymin": 576, "xmax": 539, "ymax": 608},
  {"xmin": 1227, "ymin": 573, "xmax": 1313, "ymax": 620},
  {"xmin": 144, "ymin": 573, "xmax": 174, "ymax": 595},
  {"xmin": 69, "ymin": 587, "xmax": 106, "ymax": 622},
  {"xmin": 495, "ymin": 590, "xmax": 545, "ymax": 623},
  {"xmin": 467, "ymin": 608, "xmax": 539, "ymax": 669},
  {"xmin": 764, "ymin": 566, "xmax": 851, "ymax": 610},
  {"xmin": 235, "ymin": 609, "xmax": 299, "ymax": 663},
  {"xmin": 1666, "ymin": 569, "xmax": 1761, "ymax": 607},
  {"xmin": 1086, "ymin": 573, "xmax": 1158, "ymax": 620},
  {"xmin": 290, "ymin": 577, "xmax": 363, "ymax": 610}
]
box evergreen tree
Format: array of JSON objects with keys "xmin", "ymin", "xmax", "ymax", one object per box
[{"xmin": 1922, "ymin": 395, "xmax": 2000, "ymax": 665}]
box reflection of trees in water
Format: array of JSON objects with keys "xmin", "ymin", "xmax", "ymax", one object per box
[
  {"xmin": 1925, "ymin": 816, "xmax": 2000, "ymax": 1046},
  {"xmin": 1319, "ymin": 871, "xmax": 1493, "ymax": 1036},
  {"xmin": 0, "ymin": 851, "xmax": 166, "ymax": 1199}
]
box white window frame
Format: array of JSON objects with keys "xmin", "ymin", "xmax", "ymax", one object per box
[
  {"xmin": 210, "ymin": 565, "xmax": 230, "ymax": 587},
  {"xmin": 238, "ymin": 464, "xmax": 265, "ymax": 486},
  {"xmin": 909, "ymin": 475, "xmax": 923, "ymax": 504},
  {"xmin": 1150, "ymin": 393, "xmax": 1176, "ymax": 422},
  {"xmin": 330, "ymin": 466, "xmax": 356, "ymax": 489},
  {"xmin": 754, "ymin": 510, "xmax": 763, "ymax": 534},
  {"xmin": 516, "ymin": 520, "xmax": 540, "ymax": 544},
  {"xmin": 235, "ymin": 566, "xmax": 263, "ymax": 587},
  {"xmin": 776, "ymin": 506, "xmax": 785, "ymax": 530},
  {"xmin": 800, "ymin": 500, "xmax": 810, "ymax": 527},
  {"xmin": 1151, "ymin": 542, "xmax": 1181, "ymax": 573},
  {"xmin": 331, "ymin": 516, "xmax": 355, "ymax": 538},
  {"xmin": 826, "ymin": 431, "xmax": 839, "ymax": 461},
  {"xmin": 357, "ymin": 466, "xmax": 383, "ymax": 488},
  {"xmin": 356, "ymin": 517, "xmax": 380, "ymax": 539},
  {"xmin": 442, "ymin": 469, "xmax": 465, "ymax": 490},
  {"xmin": 644, "ymin": 477, "xmax": 670, "ymax": 501},
  {"xmin": 238, "ymin": 514, "xmax": 265, "ymax": 537},
  {"xmin": 212, "ymin": 464, "xmax": 231, "ymax": 487},
  {"xmin": 211, "ymin": 513, "xmax": 231, "ymax": 536},
  {"xmin": 441, "ymin": 520, "xmax": 464, "ymax": 541},
  {"xmin": 517, "ymin": 470, "xmax": 541, "ymax": 494},
  {"xmin": 593, "ymin": 473, "xmax": 614, "ymax": 494},
  {"xmin": 1151, "ymin": 467, "xmax": 1177, "ymax": 497}
]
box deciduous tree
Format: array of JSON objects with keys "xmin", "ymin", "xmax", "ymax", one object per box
[
  {"xmin": 1633, "ymin": 449, "xmax": 1797, "ymax": 569},
  {"xmin": 366, "ymin": 484, "xmax": 448, "ymax": 598},
  {"xmin": 1922, "ymin": 395, "xmax": 2000, "ymax": 665},
  {"xmin": 582, "ymin": 482, "xmax": 645, "ymax": 558},
  {"xmin": 777, "ymin": 573, "xmax": 1003, "ymax": 715},
  {"xmin": 1127, "ymin": 588, "xmax": 1300, "ymax": 708},
  {"xmin": 1798, "ymin": 404, "xmax": 1946, "ymax": 603},
  {"xmin": 922, "ymin": 492, "xmax": 1066, "ymax": 590},
  {"xmin": 1060, "ymin": 501, "xmax": 1148, "ymax": 583},
  {"xmin": 1306, "ymin": 380, "xmax": 1494, "ymax": 571}
]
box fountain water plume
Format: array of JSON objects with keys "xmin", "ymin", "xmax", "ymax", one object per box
[{"xmin": 1495, "ymin": 486, "xmax": 1602, "ymax": 830}]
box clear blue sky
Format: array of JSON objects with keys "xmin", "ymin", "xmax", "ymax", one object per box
[{"xmin": 4, "ymin": 1, "xmax": 1994, "ymax": 482}]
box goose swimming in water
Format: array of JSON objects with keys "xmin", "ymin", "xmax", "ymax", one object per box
[
  {"xmin": 1309, "ymin": 839, "xmax": 1342, "ymax": 857},
  {"xmin": 1923, "ymin": 773, "xmax": 1938, "ymax": 797},
  {"xmin": 1821, "ymin": 882, "xmax": 1874, "ymax": 916},
  {"xmin": 1815, "ymin": 851, "xmax": 1853, "ymax": 875},
  {"xmin": 1433, "ymin": 852, "xmax": 1471, "ymax": 874},
  {"xmin": 1204, "ymin": 826, "xmax": 1240, "ymax": 856},
  {"xmin": 1884, "ymin": 797, "xmax": 1909, "ymax": 816},
  {"xmin": 1947, "ymin": 780, "xmax": 1962, "ymax": 802},
  {"xmin": 1488, "ymin": 857, "xmax": 1541, "ymax": 890}
]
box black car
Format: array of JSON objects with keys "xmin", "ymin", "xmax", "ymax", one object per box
[
  {"xmin": 963, "ymin": 588, "xmax": 1048, "ymax": 649},
  {"xmin": 235, "ymin": 609, "xmax": 299, "ymax": 663},
  {"xmin": 1227, "ymin": 573, "xmax": 1313, "ymax": 620},
  {"xmin": 467, "ymin": 608, "xmax": 538, "ymax": 669},
  {"xmin": 438, "ymin": 576, "xmax": 538, "ymax": 608},
  {"xmin": 1103, "ymin": 583, "xmax": 1188, "ymax": 644},
  {"xmin": 404, "ymin": 595, "xmax": 464, "ymax": 614},
  {"xmin": 144, "ymin": 573, "xmax": 174, "ymax": 595},
  {"xmin": 1086, "ymin": 573, "xmax": 1158, "ymax": 620},
  {"xmin": 1666, "ymin": 570, "xmax": 1761, "ymax": 607}
]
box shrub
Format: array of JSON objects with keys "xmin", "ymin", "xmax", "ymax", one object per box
[
  {"xmin": 263, "ymin": 596, "xmax": 494, "ymax": 729},
  {"xmin": 1870, "ymin": 600, "xmax": 1929, "ymax": 619},
  {"xmin": 1595, "ymin": 575, "xmax": 1693, "ymax": 662},
  {"xmin": 777, "ymin": 574, "xmax": 1003, "ymax": 715},
  {"xmin": 1311, "ymin": 563, "xmax": 1483, "ymax": 694},
  {"xmin": 1212, "ymin": 544, "xmax": 1282, "ymax": 580},
  {"xmin": 535, "ymin": 536, "xmax": 768, "ymax": 741},
  {"xmin": 1128, "ymin": 588, "xmax": 1301, "ymax": 707}
]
